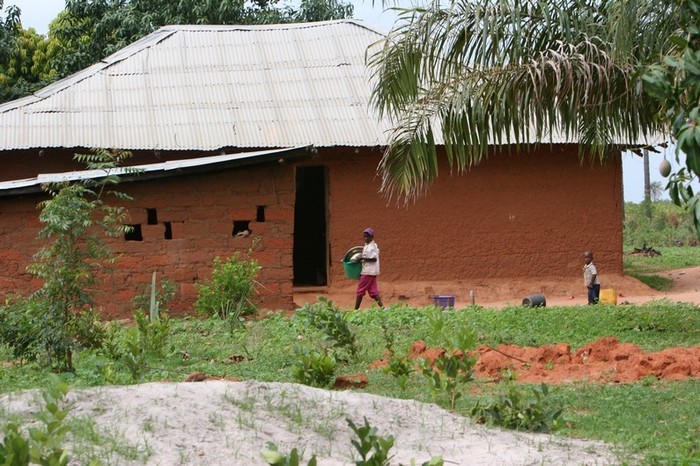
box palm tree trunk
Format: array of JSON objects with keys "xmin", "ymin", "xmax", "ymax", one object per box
[{"xmin": 643, "ymin": 149, "xmax": 652, "ymax": 220}]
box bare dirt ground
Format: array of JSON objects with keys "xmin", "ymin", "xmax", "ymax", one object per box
[
  {"xmin": 2, "ymin": 269, "xmax": 698, "ymax": 465},
  {"xmin": 294, "ymin": 266, "xmax": 700, "ymax": 310}
]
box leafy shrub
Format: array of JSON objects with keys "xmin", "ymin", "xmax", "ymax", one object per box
[
  {"xmin": 379, "ymin": 315, "xmax": 395, "ymax": 358},
  {"xmin": 134, "ymin": 309, "xmax": 171, "ymax": 357},
  {"xmin": 0, "ymin": 422, "xmax": 31, "ymax": 465},
  {"xmin": 419, "ymin": 315, "xmax": 479, "ymax": 409},
  {"xmin": 385, "ymin": 357, "xmax": 414, "ymax": 393},
  {"xmin": 0, "ymin": 295, "xmax": 42, "ymax": 361},
  {"xmin": 132, "ymin": 275, "xmax": 176, "ymax": 316},
  {"xmin": 69, "ymin": 308, "xmax": 106, "ymax": 350},
  {"xmin": 347, "ymin": 418, "xmax": 444, "ymax": 466},
  {"xmin": 348, "ymin": 417, "xmax": 395, "ymax": 466},
  {"xmin": 470, "ymin": 380, "xmax": 564, "ymax": 433},
  {"xmin": 291, "ymin": 349, "xmax": 337, "ymax": 388},
  {"xmin": 0, "ymin": 374, "xmax": 72, "ymax": 465},
  {"xmin": 121, "ymin": 329, "xmax": 147, "ymax": 381},
  {"xmin": 97, "ymin": 311, "xmax": 170, "ymax": 381},
  {"xmin": 195, "ymin": 252, "xmax": 261, "ymax": 318},
  {"xmin": 297, "ymin": 298, "xmax": 359, "ymax": 359}
]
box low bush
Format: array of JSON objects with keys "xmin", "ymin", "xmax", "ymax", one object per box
[
  {"xmin": 291, "ymin": 348, "xmax": 337, "ymax": 388},
  {"xmin": 470, "ymin": 379, "xmax": 564, "ymax": 433},
  {"xmin": 296, "ymin": 297, "xmax": 359, "ymax": 359},
  {"xmin": 195, "ymin": 252, "xmax": 260, "ymax": 318}
]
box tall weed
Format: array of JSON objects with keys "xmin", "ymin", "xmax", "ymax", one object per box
[{"xmin": 297, "ymin": 298, "xmax": 359, "ymax": 359}]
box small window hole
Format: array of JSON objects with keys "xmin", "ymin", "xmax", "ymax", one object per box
[
  {"xmin": 164, "ymin": 222, "xmax": 172, "ymax": 240},
  {"xmin": 256, "ymin": 206, "xmax": 266, "ymax": 222},
  {"xmin": 125, "ymin": 224, "xmax": 143, "ymax": 241},
  {"xmin": 232, "ymin": 220, "xmax": 251, "ymax": 237},
  {"xmin": 147, "ymin": 208, "xmax": 158, "ymax": 225}
]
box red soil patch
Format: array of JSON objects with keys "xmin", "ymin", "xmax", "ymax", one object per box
[
  {"xmin": 387, "ymin": 338, "xmax": 700, "ymax": 384},
  {"xmin": 334, "ymin": 373, "xmax": 369, "ymax": 389}
]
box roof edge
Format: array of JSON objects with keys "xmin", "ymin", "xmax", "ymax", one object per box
[{"xmin": 0, "ymin": 145, "xmax": 315, "ymax": 198}]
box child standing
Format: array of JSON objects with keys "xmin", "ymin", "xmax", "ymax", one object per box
[
  {"xmin": 355, "ymin": 228, "xmax": 384, "ymax": 310},
  {"xmin": 583, "ymin": 251, "xmax": 601, "ymax": 304}
]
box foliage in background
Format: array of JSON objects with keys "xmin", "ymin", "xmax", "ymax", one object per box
[
  {"xmin": 623, "ymin": 199, "xmax": 700, "ymax": 289},
  {"xmin": 642, "ymin": 0, "xmax": 700, "ymax": 237},
  {"xmin": 195, "ymin": 251, "xmax": 261, "ymax": 319},
  {"xmin": 0, "ymin": 0, "xmax": 20, "ymax": 86},
  {"xmin": 624, "ymin": 201, "xmax": 698, "ymax": 247}
]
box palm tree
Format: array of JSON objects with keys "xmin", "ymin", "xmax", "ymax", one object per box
[
  {"xmin": 650, "ymin": 181, "xmax": 664, "ymax": 202},
  {"xmin": 368, "ymin": 0, "xmax": 682, "ymax": 201}
]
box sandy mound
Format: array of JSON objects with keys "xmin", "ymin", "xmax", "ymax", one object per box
[{"xmin": 0, "ymin": 380, "xmax": 620, "ymax": 465}]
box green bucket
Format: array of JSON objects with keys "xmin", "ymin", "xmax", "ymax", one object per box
[{"xmin": 342, "ymin": 259, "xmax": 362, "ymax": 280}]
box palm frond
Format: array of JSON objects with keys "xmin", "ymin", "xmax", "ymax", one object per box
[{"xmin": 369, "ymin": 0, "xmax": 682, "ymax": 201}]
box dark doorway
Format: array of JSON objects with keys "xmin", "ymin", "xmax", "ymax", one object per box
[{"xmin": 293, "ymin": 166, "xmax": 328, "ymax": 286}]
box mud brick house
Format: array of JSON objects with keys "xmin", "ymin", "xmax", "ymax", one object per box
[{"xmin": 0, "ymin": 20, "xmax": 626, "ymax": 317}]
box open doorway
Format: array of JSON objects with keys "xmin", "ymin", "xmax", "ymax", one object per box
[{"xmin": 293, "ymin": 166, "xmax": 328, "ymax": 286}]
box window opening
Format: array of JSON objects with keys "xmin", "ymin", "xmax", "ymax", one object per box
[
  {"xmin": 164, "ymin": 222, "xmax": 172, "ymax": 240},
  {"xmin": 256, "ymin": 206, "xmax": 266, "ymax": 222},
  {"xmin": 125, "ymin": 224, "xmax": 143, "ymax": 241},
  {"xmin": 147, "ymin": 208, "xmax": 158, "ymax": 225},
  {"xmin": 232, "ymin": 220, "xmax": 251, "ymax": 237}
]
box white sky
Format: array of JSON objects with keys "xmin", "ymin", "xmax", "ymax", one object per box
[{"xmin": 3, "ymin": 0, "xmax": 690, "ymax": 203}]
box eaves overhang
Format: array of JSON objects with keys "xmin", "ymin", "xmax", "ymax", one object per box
[{"xmin": 0, "ymin": 145, "xmax": 316, "ymax": 198}]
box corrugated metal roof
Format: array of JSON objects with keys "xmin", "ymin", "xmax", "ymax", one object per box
[
  {"xmin": 0, "ymin": 20, "xmax": 395, "ymax": 151},
  {"xmin": 1, "ymin": 19, "xmax": 655, "ymax": 152},
  {"xmin": 0, "ymin": 146, "xmax": 313, "ymax": 196}
]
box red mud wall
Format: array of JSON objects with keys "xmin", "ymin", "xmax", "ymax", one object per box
[
  {"xmin": 0, "ymin": 163, "xmax": 296, "ymax": 318},
  {"xmin": 324, "ymin": 145, "xmax": 623, "ymax": 285}
]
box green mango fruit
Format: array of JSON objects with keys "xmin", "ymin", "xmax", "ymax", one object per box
[{"xmin": 659, "ymin": 159, "xmax": 672, "ymax": 177}]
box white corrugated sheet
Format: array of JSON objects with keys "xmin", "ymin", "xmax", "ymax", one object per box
[
  {"xmin": 0, "ymin": 146, "xmax": 311, "ymax": 192},
  {"xmin": 0, "ymin": 21, "xmax": 395, "ymax": 151}
]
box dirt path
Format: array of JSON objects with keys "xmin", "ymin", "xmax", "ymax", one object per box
[{"xmin": 294, "ymin": 266, "xmax": 700, "ymax": 310}]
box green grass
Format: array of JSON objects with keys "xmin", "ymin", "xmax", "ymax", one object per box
[
  {"xmin": 555, "ymin": 380, "xmax": 700, "ymax": 465},
  {"xmin": 1, "ymin": 303, "xmax": 699, "ymax": 464},
  {"xmin": 624, "ymin": 245, "xmax": 700, "ymax": 290},
  {"xmin": 624, "ymin": 245, "xmax": 700, "ymax": 273}
]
